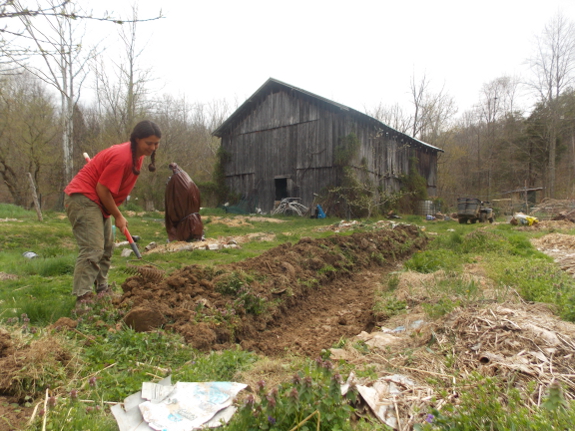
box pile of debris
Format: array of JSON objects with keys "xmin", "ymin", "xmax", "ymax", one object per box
[
  {"xmin": 532, "ymin": 233, "xmax": 575, "ymax": 278},
  {"xmin": 329, "ymin": 287, "xmax": 575, "ymax": 429},
  {"xmin": 531, "ymin": 198, "xmax": 575, "ymax": 220}
]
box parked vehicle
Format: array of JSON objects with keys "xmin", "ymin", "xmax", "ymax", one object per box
[{"xmin": 457, "ymin": 197, "xmax": 494, "ymax": 224}]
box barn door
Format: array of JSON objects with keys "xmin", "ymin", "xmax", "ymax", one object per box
[{"xmin": 275, "ymin": 178, "xmax": 288, "ymax": 200}]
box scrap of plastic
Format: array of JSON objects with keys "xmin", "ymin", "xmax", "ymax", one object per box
[
  {"xmin": 356, "ymin": 374, "xmax": 416, "ymax": 429},
  {"xmin": 22, "ymin": 251, "xmax": 38, "ymax": 259},
  {"xmin": 514, "ymin": 213, "xmax": 539, "ymax": 226},
  {"xmin": 112, "ymin": 378, "xmax": 247, "ymax": 431},
  {"xmin": 139, "ymin": 381, "xmax": 247, "ymax": 431},
  {"xmin": 382, "ymin": 320, "xmax": 425, "ymax": 334}
]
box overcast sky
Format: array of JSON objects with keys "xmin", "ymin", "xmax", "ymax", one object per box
[{"xmin": 91, "ymin": 0, "xmax": 575, "ymax": 117}]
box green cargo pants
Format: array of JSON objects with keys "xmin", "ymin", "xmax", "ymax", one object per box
[{"xmin": 64, "ymin": 193, "xmax": 113, "ymax": 297}]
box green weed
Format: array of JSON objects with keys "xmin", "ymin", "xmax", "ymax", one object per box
[
  {"xmin": 416, "ymin": 374, "xmax": 575, "ymax": 430},
  {"xmin": 318, "ymin": 264, "xmax": 337, "ymax": 275},
  {"xmin": 215, "ymin": 271, "xmax": 266, "ymax": 315},
  {"xmin": 174, "ymin": 348, "xmax": 257, "ymax": 382},
  {"xmin": 224, "ymin": 359, "xmax": 376, "ymax": 431},
  {"xmin": 374, "ymin": 295, "xmax": 407, "ymax": 319}
]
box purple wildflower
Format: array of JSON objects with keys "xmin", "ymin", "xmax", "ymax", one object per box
[
  {"xmin": 256, "ymin": 380, "xmax": 266, "ymax": 392},
  {"xmin": 268, "ymin": 415, "xmax": 276, "ymax": 425},
  {"xmin": 289, "ymin": 387, "xmax": 299, "ymax": 399},
  {"xmin": 425, "ymin": 413, "xmax": 434, "ymax": 423}
]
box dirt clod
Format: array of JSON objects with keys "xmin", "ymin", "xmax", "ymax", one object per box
[
  {"xmin": 0, "ymin": 331, "xmax": 14, "ymax": 358},
  {"xmin": 49, "ymin": 317, "xmax": 78, "ymax": 331},
  {"xmin": 124, "ymin": 306, "xmax": 166, "ymax": 332}
]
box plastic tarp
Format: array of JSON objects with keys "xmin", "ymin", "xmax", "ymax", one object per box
[
  {"xmin": 165, "ymin": 163, "xmax": 204, "ymax": 242},
  {"xmin": 111, "ymin": 376, "xmax": 247, "ymax": 431}
]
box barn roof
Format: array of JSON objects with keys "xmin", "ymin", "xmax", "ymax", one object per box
[
  {"xmin": 502, "ymin": 187, "xmax": 544, "ymax": 194},
  {"xmin": 212, "ymin": 78, "xmax": 443, "ymax": 153}
]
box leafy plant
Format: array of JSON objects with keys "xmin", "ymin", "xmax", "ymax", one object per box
[{"xmin": 224, "ymin": 359, "xmax": 358, "ymax": 431}]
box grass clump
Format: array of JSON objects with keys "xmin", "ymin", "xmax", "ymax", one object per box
[
  {"xmin": 374, "ymin": 273, "xmax": 407, "ymax": 319},
  {"xmin": 405, "ymin": 249, "xmax": 463, "ymax": 273},
  {"xmin": 488, "ymin": 257, "xmax": 575, "ymax": 321},
  {"xmin": 0, "ymin": 203, "xmax": 36, "ymax": 219},
  {"xmin": 27, "ymin": 395, "xmax": 117, "ymax": 431},
  {"xmin": 215, "ymin": 271, "xmax": 267, "ymax": 315},
  {"xmin": 175, "ymin": 348, "xmax": 257, "ymax": 382}
]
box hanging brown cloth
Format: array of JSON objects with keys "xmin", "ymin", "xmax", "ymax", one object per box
[{"xmin": 165, "ymin": 163, "xmax": 204, "ymax": 242}]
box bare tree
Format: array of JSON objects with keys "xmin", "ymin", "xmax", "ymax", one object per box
[
  {"xmin": 0, "ymin": 72, "xmax": 58, "ymax": 206},
  {"xmin": 476, "ymin": 76, "xmax": 521, "ymax": 198},
  {"xmin": 5, "ymin": 0, "xmax": 101, "ymax": 188},
  {"xmin": 0, "ymin": 1, "xmax": 161, "ymax": 55},
  {"xmin": 410, "ymin": 73, "xmax": 429, "ymax": 139},
  {"xmin": 92, "ymin": 5, "xmax": 154, "ymax": 140},
  {"xmin": 365, "ymin": 102, "xmax": 411, "ymax": 134},
  {"xmin": 527, "ymin": 12, "xmax": 575, "ymax": 197},
  {"xmin": 409, "ymin": 74, "xmax": 457, "ymax": 144}
]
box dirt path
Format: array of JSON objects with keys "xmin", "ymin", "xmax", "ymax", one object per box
[{"xmin": 240, "ymin": 268, "xmax": 392, "ymax": 356}]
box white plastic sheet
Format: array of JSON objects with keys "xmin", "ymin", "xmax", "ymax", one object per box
[{"xmin": 111, "ymin": 377, "xmax": 247, "ymax": 431}]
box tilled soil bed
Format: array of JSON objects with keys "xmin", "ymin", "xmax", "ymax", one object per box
[{"xmin": 116, "ymin": 223, "xmax": 427, "ymax": 356}]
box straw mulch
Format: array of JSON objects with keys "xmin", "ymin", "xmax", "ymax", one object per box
[
  {"xmin": 532, "ymin": 233, "xmax": 575, "ymax": 277},
  {"xmin": 331, "ymin": 267, "xmax": 575, "ymax": 429}
]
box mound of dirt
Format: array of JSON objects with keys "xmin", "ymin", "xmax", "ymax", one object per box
[
  {"xmin": 0, "ymin": 333, "xmax": 74, "ymax": 397},
  {"xmin": 115, "ymin": 224, "xmax": 427, "ymax": 356}
]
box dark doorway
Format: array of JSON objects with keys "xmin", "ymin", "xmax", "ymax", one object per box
[{"xmin": 275, "ymin": 178, "xmax": 288, "ymax": 200}]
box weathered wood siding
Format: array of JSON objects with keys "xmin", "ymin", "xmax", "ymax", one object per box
[{"xmin": 220, "ymin": 87, "xmax": 438, "ymax": 213}]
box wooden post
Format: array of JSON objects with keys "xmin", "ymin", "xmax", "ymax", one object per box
[
  {"xmin": 525, "ymin": 180, "xmax": 529, "ymax": 214},
  {"xmin": 27, "ymin": 172, "xmax": 43, "ymax": 221}
]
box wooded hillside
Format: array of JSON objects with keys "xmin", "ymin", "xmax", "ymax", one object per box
[{"xmin": 1, "ymin": 5, "xmax": 574, "ymax": 214}]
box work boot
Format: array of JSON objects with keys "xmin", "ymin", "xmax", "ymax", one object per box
[
  {"xmin": 96, "ymin": 284, "xmax": 110, "ymax": 295},
  {"xmin": 75, "ymin": 291, "xmax": 95, "ymax": 305}
]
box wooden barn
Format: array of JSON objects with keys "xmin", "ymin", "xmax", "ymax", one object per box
[{"xmin": 213, "ymin": 78, "xmax": 443, "ymax": 214}]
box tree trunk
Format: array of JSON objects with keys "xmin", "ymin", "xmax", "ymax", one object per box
[{"xmin": 27, "ymin": 172, "xmax": 43, "ymax": 221}]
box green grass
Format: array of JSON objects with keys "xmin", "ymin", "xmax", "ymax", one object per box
[
  {"xmin": 3, "ymin": 203, "xmax": 575, "ymax": 430},
  {"xmin": 400, "ymin": 221, "xmax": 575, "ymax": 321},
  {"xmin": 417, "ymin": 374, "xmax": 575, "ymax": 431}
]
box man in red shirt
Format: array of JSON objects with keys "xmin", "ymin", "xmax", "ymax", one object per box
[{"xmin": 64, "ymin": 120, "xmax": 161, "ymax": 304}]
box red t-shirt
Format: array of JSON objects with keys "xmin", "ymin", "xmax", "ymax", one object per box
[{"xmin": 64, "ymin": 142, "xmax": 143, "ymax": 217}]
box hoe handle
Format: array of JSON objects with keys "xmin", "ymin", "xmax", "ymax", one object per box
[{"xmin": 123, "ymin": 227, "xmax": 142, "ymax": 259}]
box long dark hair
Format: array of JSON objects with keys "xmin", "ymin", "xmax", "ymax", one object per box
[{"xmin": 129, "ymin": 120, "xmax": 162, "ymax": 175}]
